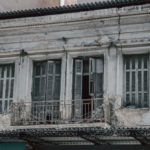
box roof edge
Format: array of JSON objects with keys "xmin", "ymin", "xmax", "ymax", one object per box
[{"xmin": 0, "ymin": 0, "xmax": 150, "ymax": 20}]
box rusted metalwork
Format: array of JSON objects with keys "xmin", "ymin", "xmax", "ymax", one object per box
[{"xmin": 11, "ymin": 98, "xmax": 104, "ymax": 126}]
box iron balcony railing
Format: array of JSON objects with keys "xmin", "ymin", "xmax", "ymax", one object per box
[{"xmin": 11, "ymin": 98, "xmax": 105, "ymax": 126}]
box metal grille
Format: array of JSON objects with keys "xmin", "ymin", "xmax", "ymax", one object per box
[
  {"xmin": 11, "ymin": 99, "xmax": 104, "ymax": 126},
  {"xmin": 124, "ymin": 54, "xmax": 149, "ymax": 108}
]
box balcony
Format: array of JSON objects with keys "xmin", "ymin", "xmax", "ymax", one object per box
[{"xmin": 10, "ymin": 99, "xmax": 106, "ymax": 126}]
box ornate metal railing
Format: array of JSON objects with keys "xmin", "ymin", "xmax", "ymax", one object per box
[{"xmin": 11, "ymin": 98, "xmax": 105, "ymax": 126}]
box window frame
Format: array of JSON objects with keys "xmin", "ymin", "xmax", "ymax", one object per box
[{"xmin": 123, "ymin": 54, "xmax": 150, "ymax": 108}]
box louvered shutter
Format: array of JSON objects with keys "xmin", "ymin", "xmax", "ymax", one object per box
[
  {"xmin": 46, "ymin": 61, "xmax": 61, "ymax": 101},
  {"xmin": 89, "ymin": 58, "xmax": 95, "ymax": 97},
  {"xmin": 32, "ymin": 62, "xmax": 46, "ymax": 101},
  {"xmin": 46, "ymin": 61, "xmax": 54, "ymax": 101},
  {"xmin": 74, "ymin": 59, "xmax": 83, "ymax": 119},
  {"xmin": 124, "ymin": 54, "xmax": 149, "ymax": 108},
  {"xmin": 53, "ymin": 61, "xmax": 61, "ymax": 100},
  {"xmin": 95, "ymin": 58, "xmax": 104, "ymax": 98},
  {"xmin": 89, "ymin": 58, "xmax": 103, "ymax": 98},
  {"xmin": 0, "ymin": 64, "xmax": 15, "ymax": 113},
  {"xmin": 74, "ymin": 59, "xmax": 83, "ymax": 99}
]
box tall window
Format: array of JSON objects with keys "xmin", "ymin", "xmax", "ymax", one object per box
[
  {"xmin": 124, "ymin": 54, "xmax": 149, "ymax": 108},
  {"xmin": 73, "ymin": 57, "xmax": 104, "ymax": 119},
  {"xmin": 0, "ymin": 64, "xmax": 15, "ymax": 113},
  {"xmin": 73, "ymin": 57, "xmax": 104, "ymax": 100},
  {"xmin": 32, "ymin": 60, "xmax": 61, "ymax": 101}
]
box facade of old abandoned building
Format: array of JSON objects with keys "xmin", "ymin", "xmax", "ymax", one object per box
[{"xmin": 0, "ymin": 0, "xmax": 150, "ymax": 147}]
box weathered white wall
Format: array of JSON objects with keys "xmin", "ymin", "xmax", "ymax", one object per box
[{"xmin": 0, "ymin": 4, "xmax": 150, "ymax": 129}]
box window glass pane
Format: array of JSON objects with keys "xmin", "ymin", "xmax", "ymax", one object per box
[
  {"xmin": 10, "ymin": 79, "xmax": 14, "ymax": 98},
  {"xmin": 6, "ymin": 66, "xmax": 10, "ymax": 77},
  {"xmin": 144, "ymin": 71, "xmax": 148, "ymax": 91},
  {"xmin": 35, "ymin": 64, "xmax": 41, "ymax": 76},
  {"xmin": 126, "ymin": 72, "xmax": 130, "ymax": 92},
  {"xmin": 132, "ymin": 72, "xmax": 135, "ymax": 91},
  {"xmin": 55, "ymin": 62, "xmax": 61, "ymax": 74},
  {"xmin": 11, "ymin": 64, "xmax": 15, "ymax": 77},
  {"xmin": 4, "ymin": 100, "xmax": 8, "ymax": 112},
  {"xmin": 126, "ymin": 58, "xmax": 130, "ymax": 69},
  {"xmin": 34, "ymin": 78, "xmax": 40, "ymax": 96},
  {"xmin": 132, "ymin": 58, "xmax": 135, "ymax": 69},
  {"xmin": 1, "ymin": 66, "xmax": 4, "ymax": 78},
  {"xmin": 5, "ymin": 79, "xmax": 9, "ymax": 98},
  {"xmin": 144, "ymin": 93, "xmax": 148, "ymax": 107},
  {"xmin": 48, "ymin": 63, "xmax": 53, "ymax": 74},
  {"xmin": 40, "ymin": 77, "xmax": 46, "ymax": 97},
  {"xmin": 138, "ymin": 71, "xmax": 141, "ymax": 91},
  {"xmin": 132, "ymin": 93, "xmax": 135, "ymax": 105},
  {"xmin": 138, "ymin": 58, "xmax": 142, "ymax": 69},
  {"xmin": 9, "ymin": 100, "xmax": 13, "ymax": 107},
  {"xmin": 0, "ymin": 80, "xmax": 3, "ymax": 98},
  {"xmin": 144, "ymin": 56, "xmax": 148, "ymax": 69},
  {"xmin": 41, "ymin": 63, "xmax": 46, "ymax": 75},
  {"xmin": 138, "ymin": 93, "xmax": 142, "ymax": 107}
]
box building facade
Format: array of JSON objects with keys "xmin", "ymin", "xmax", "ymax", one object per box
[{"xmin": 0, "ymin": 0, "xmax": 150, "ymax": 147}]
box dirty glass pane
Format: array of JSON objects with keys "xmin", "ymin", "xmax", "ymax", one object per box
[
  {"xmin": 132, "ymin": 93, "xmax": 135, "ymax": 105},
  {"xmin": 1, "ymin": 66, "xmax": 4, "ymax": 78},
  {"xmin": 138, "ymin": 58, "xmax": 142, "ymax": 69},
  {"xmin": 132, "ymin": 58, "xmax": 135, "ymax": 69},
  {"xmin": 5, "ymin": 79, "xmax": 9, "ymax": 98},
  {"xmin": 4, "ymin": 100, "xmax": 8, "ymax": 112},
  {"xmin": 35, "ymin": 64, "xmax": 41, "ymax": 75},
  {"xmin": 11, "ymin": 64, "xmax": 15, "ymax": 77},
  {"xmin": 41, "ymin": 63, "xmax": 46, "ymax": 75},
  {"xmin": 34, "ymin": 78, "xmax": 40, "ymax": 97},
  {"xmin": 10, "ymin": 79, "xmax": 14, "ymax": 98},
  {"xmin": 54, "ymin": 76, "xmax": 61, "ymax": 100},
  {"xmin": 48, "ymin": 63, "xmax": 53, "ymax": 74},
  {"xmin": 144, "ymin": 56, "xmax": 148, "ymax": 69},
  {"xmin": 126, "ymin": 72, "xmax": 130, "ymax": 92},
  {"xmin": 144, "ymin": 71, "xmax": 148, "ymax": 91},
  {"xmin": 144, "ymin": 93, "xmax": 148, "ymax": 107},
  {"xmin": 138, "ymin": 93, "xmax": 142, "ymax": 107},
  {"xmin": 126, "ymin": 58, "xmax": 130, "ymax": 69},
  {"xmin": 6, "ymin": 66, "xmax": 10, "ymax": 77},
  {"xmin": 132, "ymin": 72, "xmax": 135, "ymax": 91},
  {"xmin": 0, "ymin": 80, "xmax": 3, "ymax": 98}
]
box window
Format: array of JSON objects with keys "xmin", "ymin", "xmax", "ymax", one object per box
[
  {"xmin": 73, "ymin": 57, "xmax": 104, "ymax": 100},
  {"xmin": 124, "ymin": 54, "xmax": 149, "ymax": 108},
  {"xmin": 32, "ymin": 60, "xmax": 61, "ymax": 123},
  {"xmin": 32, "ymin": 60, "xmax": 61, "ymax": 101},
  {"xmin": 73, "ymin": 57, "xmax": 104, "ymax": 119},
  {"xmin": 0, "ymin": 64, "xmax": 15, "ymax": 113}
]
